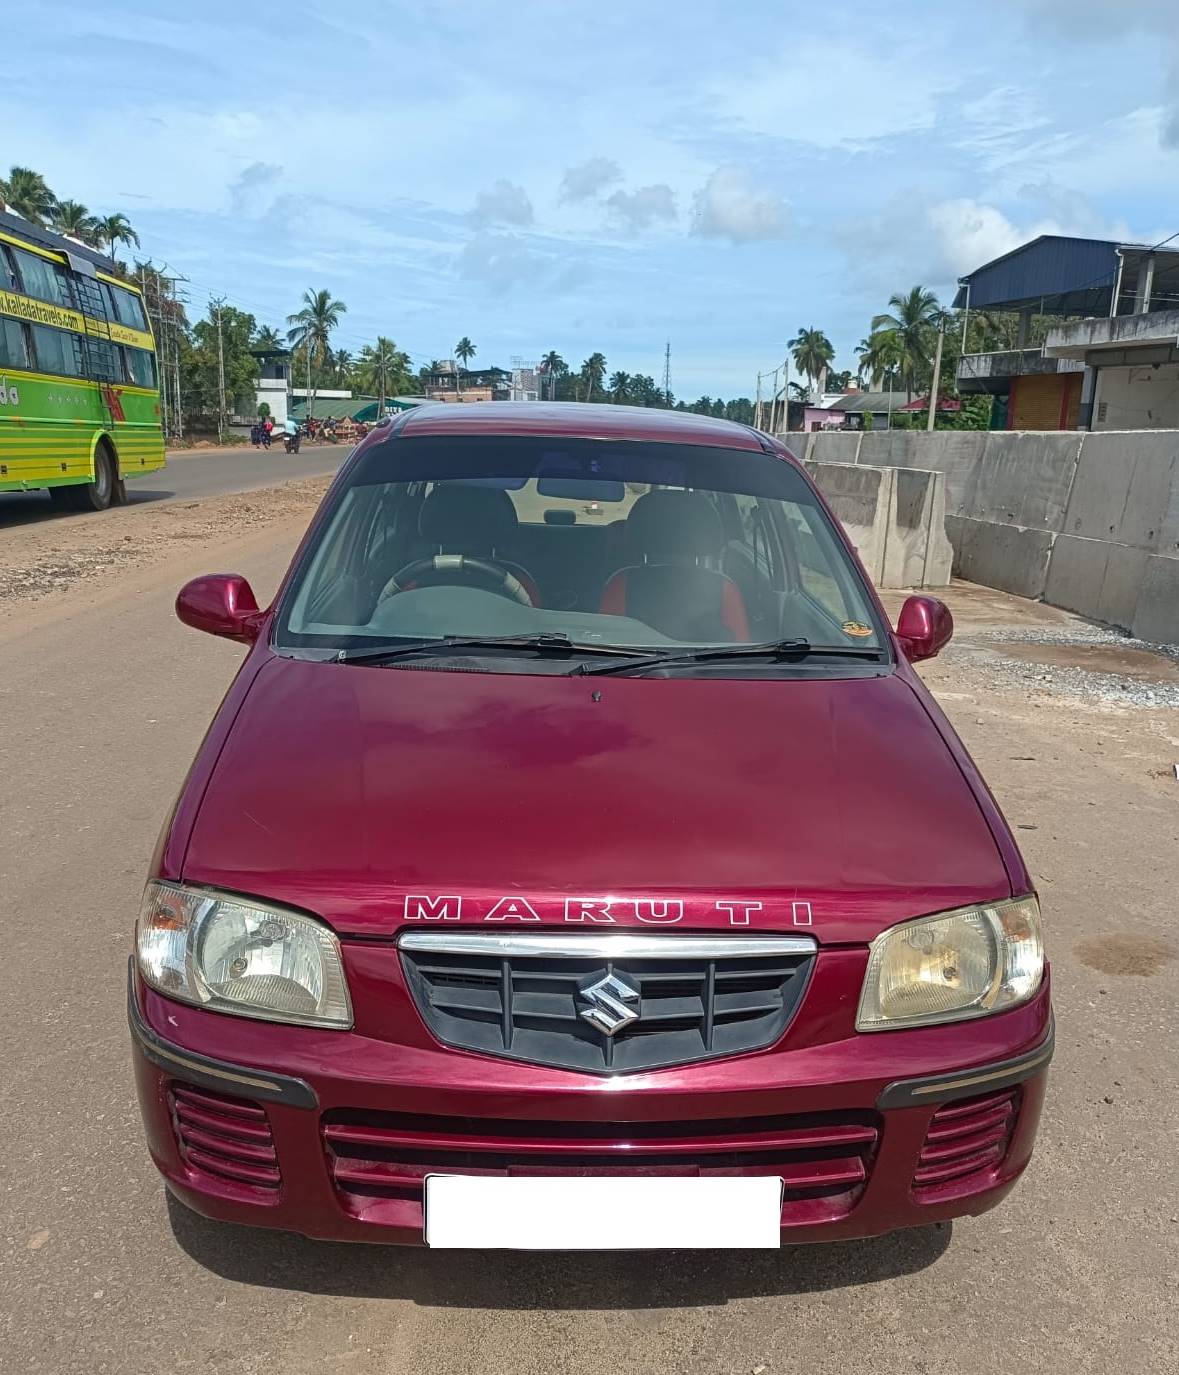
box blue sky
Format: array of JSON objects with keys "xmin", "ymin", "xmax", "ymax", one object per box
[{"xmin": 5, "ymin": 0, "xmax": 1178, "ymax": 396}]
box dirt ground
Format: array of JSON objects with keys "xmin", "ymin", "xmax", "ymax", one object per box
[{"xmin": 1, "ymin": 480, "xmax": 1177, "ymax": 1374}]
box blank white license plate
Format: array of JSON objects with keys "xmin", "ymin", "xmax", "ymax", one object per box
[{"xmin": 423, "ymin": 1174, "xmax": 782, "ymax": 1249}]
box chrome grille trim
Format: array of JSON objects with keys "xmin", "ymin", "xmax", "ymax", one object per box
[{"xmin": 398, "ymin": 932, "xmax": 818, "ymax": 959}]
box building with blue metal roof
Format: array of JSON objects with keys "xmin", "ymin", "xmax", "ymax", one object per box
[{"xmin": 956, "ymin": 235, "xmax": 1179, "ymax": 430}]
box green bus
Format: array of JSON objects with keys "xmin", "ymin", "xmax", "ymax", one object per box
[{"xmin": 0, "ymin": 208, "xmax": 165, "ymax": 511}]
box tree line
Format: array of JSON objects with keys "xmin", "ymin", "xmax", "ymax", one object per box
[{"xmin": 0, "ymin": 165, "xmax": 141, "ymax": 258}]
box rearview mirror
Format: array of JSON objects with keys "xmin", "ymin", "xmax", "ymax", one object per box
[
  {"xmin": 176, "ymin": 574, "xmax": 262, "ymax": 643},
  {"xmin": 895, "ymin": 595, "xmax": 953, "ymax": 662}
]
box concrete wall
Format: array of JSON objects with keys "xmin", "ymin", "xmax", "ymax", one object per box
[{"xmin": 791, "ymin": 427, "xmax": 1179, "ymax": 644}]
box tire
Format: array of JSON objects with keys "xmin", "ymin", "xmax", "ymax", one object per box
[{"xmin": 62, "ymin": 445, "xmax": 116, "ymax": 512}]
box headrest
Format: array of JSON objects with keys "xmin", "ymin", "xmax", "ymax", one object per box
[
  {"xmin": 419, "ymin": 483, "xmax": 519, "ymax": 553},
  {"xmin": 625, "ymin": 489, "xmax": 724, "ymax": 562}
]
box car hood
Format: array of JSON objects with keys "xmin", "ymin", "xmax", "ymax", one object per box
[{"xmin": 181, "ymin": 655, "xmax": 1013, "ymax": 943}]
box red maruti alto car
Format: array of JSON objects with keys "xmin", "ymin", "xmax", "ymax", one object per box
[{"xmin": 130, "ymin": 403, "xmax": 1051, "ymax": 1249}]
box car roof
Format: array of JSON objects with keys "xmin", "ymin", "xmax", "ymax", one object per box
[{"xmin": 396, "ymin": 401, "xmax": 768, "ymax": 451}]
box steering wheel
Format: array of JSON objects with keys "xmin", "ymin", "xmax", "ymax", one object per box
[{"xmin": 377, "ymin": 554, "xmax": 536, "ymax": 606}]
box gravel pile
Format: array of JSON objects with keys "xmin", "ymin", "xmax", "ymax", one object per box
[{"xmin": 948, "ymin": 623, "xmax": 1179, "ymax": 710}]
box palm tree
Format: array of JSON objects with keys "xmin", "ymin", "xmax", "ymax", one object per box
[
  {"xmin": 93, "ymin": 212, "xmax": 140, "ymax": 259},
  {"xmin": 608, "ymin": 370, "xmax": 632, "ymax": 403},
  {"xmin": 357, "ymin": 337, "xmax": 411, "ymax": 413},
  {"xmin": 855, "ymin": 333, "xmax": 902, "ymax": 390},
  {"xmin": 580, "ymin": 352, "xmax": 607, "ymax": 403},
  {"xmin": 52, "ymin": 199, "xmax": 97, "ymax": 243},
  {"xmin": 871, "ymin": 286, "xmax": 941, "ymax": 400},
  {"xmin": 333, "ymin": 348, "xmax": 353, "ymax": 385},
  {"xmin": 287, "ymin": 288, "xmax": 348, "ymax": 418},
  {"xmin": 455, "ymin": 337, "xmax": 476, "ymax": 368},
  {"xmin": 0, "ymin": 166, "xmax": 57, "ymax": 223},
  {"xmin": 540, "ymin": 349, "xmax": 565, "ymax": 400},
  {"xmin": 253, "ymin": 325, "xmax": 283, "ymax": 352},
  {"xmin": 789, "ymin": 327, "xmax": 835, "ymax": 400}
]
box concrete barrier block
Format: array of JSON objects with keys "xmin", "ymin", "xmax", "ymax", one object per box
[
  {"xmin": 881, "ymin": 469, "xmax": 952, "ymax": 587},
  {"xmin": 971, "ymin": 432, "xmax": 1082, "ymax": 529},
  {"xmin": 1064, "ymin": 433, "xmax": 1179, "ymax": 550},
  {"xmin": 804, "ymin": 461, "xmax": 893, "ymax": 584},
  {"xmin": 1043, "ymin": 534, "xmax": 1111, "ymax": 621},
  {"xmin": 1131, "ymin": 554, "xmax": 1179, "ymax": 646},
  {"xmin": 946, "ymin": 516, "xmax": 1055, "ymax": 599},
  {"xmin": 857, "ymin": 431, "xmax": 909, "ymax": 468},
  {"xmin": 809, "ymin": 431, "xmax": 862, "ymax": 465},
  {"xmin": 1098, "ymin": 544, "xmax": 1153, "ymax": 630}
]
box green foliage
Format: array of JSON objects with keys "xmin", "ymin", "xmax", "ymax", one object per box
[
  {"xmin": 789, "ymin": 327, "xmax": 835, "ymax": 393},
  {"xmin": 455, "ymin": 337, "xmax": 476, "ymax": 367},
  {"xmin": 0, "ymin": 165, "xmax": 57, "ymax": 223},
  {"xmin": 257, "ymin": 401, "xmax": 271, "ymax": 418},
  {"xmin": 871, "ymin": 286, "xmax": 942, "ymax": 398},
  {"xmin": 287, "ymin": 289, "xmax": 347, "ymax": 367},
  {"xmin": 190, "ymin": 304, "xmax": 259, "ymax": 414}
]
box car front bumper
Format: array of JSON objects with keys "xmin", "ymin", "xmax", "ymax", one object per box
[{"xmin": 128, "ymin": 963, "xmax": 1053, "ymax": 1245}]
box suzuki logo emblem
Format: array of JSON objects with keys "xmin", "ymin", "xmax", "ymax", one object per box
[{"xmin": 577, "ymin": 971, "xmax": 641, "ymax": 1035}]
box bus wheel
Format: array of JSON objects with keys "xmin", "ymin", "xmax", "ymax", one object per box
[{"xmin": 64, "ymin": 444, "xmax": 116, "ymax": 512}]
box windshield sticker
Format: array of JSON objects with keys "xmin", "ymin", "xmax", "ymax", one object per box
[{"xmin": 841, "ymin": 620, "xmax": 873, "ymax": 638}]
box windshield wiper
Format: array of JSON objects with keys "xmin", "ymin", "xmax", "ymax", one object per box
[
  {"xmin": 334, "ymin": 633, "xmax": 656, "ymax": 666},
  {"xmin": 575, "ymin": 637, "xmax": 886, "ymax": 677}
]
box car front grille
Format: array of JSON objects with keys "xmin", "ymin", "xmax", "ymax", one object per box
[
  {"xmin": 168, "ymin": 1082, "xmax": 281, "ymax": 1191},
  {"xmin": 323, "ymin": 1106, "xmax": 879, "ymax": 1223},
  {"xmin": 399, "ymin": 932, "xmax": 816, "ymax": 1074},
  {"xmin": 913, "ymin": 1087, "xmax": 1019, "ymax": 1194}
]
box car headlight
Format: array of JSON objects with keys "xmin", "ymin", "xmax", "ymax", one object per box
[
  {"xmin": 856, "ymin": 895, "xmax": 1043, "ymax": 1032},
  {"xmin": 136, "ymin": 881, "xmax": 352, "ymax": 1029}
]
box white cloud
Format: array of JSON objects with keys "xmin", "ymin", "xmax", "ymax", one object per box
[
  {"xmin": 691, "ymin": 167, "xmax": 791, "ymax": 243},
  {"xmin": 228, "ymin": 161, "xmax": 282, "ymax": 216},
  {"xmin": 471, "ymin": 179, "xmax": 533, "ymax": 226},
  {"xmin": 605, "ymin": 184, "xmax": 676, "ymax": 232},
  {"xmin": 706, "ymin": 41, "xmax": 955, "ymax": 149},
  {"xmin": 559, "ymin": 157, "xmax": 622, "ymax": 202},
  {"xmin": 459, "ymin": 233, "xmax": 544, "ymax": 295}
]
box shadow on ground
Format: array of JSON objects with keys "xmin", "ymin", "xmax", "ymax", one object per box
[
  {"xmin": 167, "ymin": 1192, "xmax": 951, "ymax": 1308},
  {"xmin": 0, "ymin": 487, "xmax": 177, "ymax": 528}
]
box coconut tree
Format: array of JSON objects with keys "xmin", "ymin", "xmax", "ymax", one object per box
[
  {"xmin": 871, "ymin": 286, "xmax": 941, "ymax": 400},
  {"xmin": 0, "ymin": 166, "xmax": 57, "ymax": 223},
  {"xmin": 540, "ymin": 349, "xmax": 566, "ymax": 400},
  {"xmin": 93, "ymin": 212, "xmax": 140, "ymax": 259},
  {"xmin": 608, "ymin": 370, "xmax": 632, "ymax": 403},
  {"xmin": 357, "ymin": 337, "xmax": 412, "ymax": 413},
  {"xmin": 455, "ymin": 337, "xmax": 476, "ymax": 368},
  {"xmin": 788, "ymin": 327, "xmax": 835, "ymax": 400},
  {"xmin": 855, "ymin": 331, "xmax": 903, "ymax": 390},
  {"xmin": 52, "ymin": 199, "xmax": 98, "ymax": 243},
  {"xmin": 579, "ymin": 352, "xmax": 607, "ymax": 403},
  {"xmin": 252, "ymin": 325, "xmax": 283, "ymax": 352},
  {"xmin": 287, "ymin": 288, "xmax": 348, "ymax": 418}
]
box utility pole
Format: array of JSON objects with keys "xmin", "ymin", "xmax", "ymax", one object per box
[
  {"xmin": 662, "ymin": 339, "xmax": 671, "ymax": 406},
  {"xmin": 926, "ymin": 317, "xmax": 946, "ymax": 433},
  {"xmin": 378, "ymin": 346, "xmax": 387, "ymax": 419},
  {"xmin": 754, "ymin": 372, "xmax": 763, "ymax": 431},
  {"xmin": 214, "ymin": 299, "xmax": 227, "ymax": 445}
]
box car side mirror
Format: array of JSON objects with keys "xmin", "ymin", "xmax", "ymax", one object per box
[
  {"xmin": 176, "ymin": 574, "xmax": 263, "ymax": 643},
  {"xmin": 895, "ymin": 595, "xmax": 953, "ymax": 662}
]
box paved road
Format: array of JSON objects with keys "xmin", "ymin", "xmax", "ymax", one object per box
[
  {"xmin": 0, "ymin": 514, "xmax": 1175, "ymax": 1374},
  {"xmin": 0, "ymin": 444, "xmax": 350, "ymax": 530}
]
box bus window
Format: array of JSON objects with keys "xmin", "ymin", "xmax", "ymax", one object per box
[
  {"xmin": 0, "ymin": 317, "xmax": 31, "ymax": 369},
  {"xmin": 124, "ymin": 347, "xmax": 157, "ymax": 389},
  {"xmin": 87, "ymin": 338, "xmax": 125, "ymax": 383},
  {"xmin": 109, "ymin": 284, "xmax": 148, "ymax": 332},
  {"xmin": 30, "ymin": 324, "xmax": 84, "ymax": 377},
  {"xmin": 1, "ymin": 245, "xmax": 19, "ymax": 291},
  {"xmin": 13, "ymin": 248, "xmax": 75, "ymax": 308}
]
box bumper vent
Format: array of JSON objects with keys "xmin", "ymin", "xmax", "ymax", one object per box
[
  {"xmin": 914, "ymin": 1088, "xmax": 1018, "ymax": 1193},
  {"xmin": 399, "ymin": 934, "xmax": 814, "ymax": 1074},
  {"xmin": 323, "ymin": 1108, "xmax": 878, "ymax": 1219},
  {"xmin": 169, "ymin": 1082, "xmax": 280, "ymax": 1191}
]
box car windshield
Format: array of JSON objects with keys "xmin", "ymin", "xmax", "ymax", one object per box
[{"xmin": 275, "ymin": 434, "xmax": 886, "ymax": 662}]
